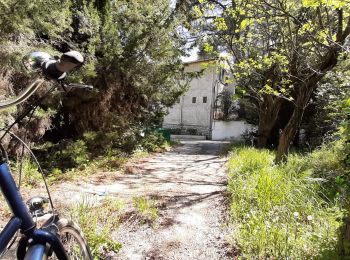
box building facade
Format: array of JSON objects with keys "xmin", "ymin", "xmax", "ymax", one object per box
[{"xmin": 162, "ymin": 59, "xmax": 252, "ymax": 140}]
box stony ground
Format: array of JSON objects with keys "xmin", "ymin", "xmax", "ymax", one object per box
[
  {"xmin": 1, "ymin": 140, "xmax": 231, "ymax": 260},
  {"xmin": 113, "ymin": 140, "xmax": 230, "ymax": 260}
]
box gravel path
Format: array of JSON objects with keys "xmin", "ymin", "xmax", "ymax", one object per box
[
  {"xmin": 0, "ymin": 140, "xmax": 231, "ymax": 259},
  {"xmin": 111, "ymin": 140, "xmax": 230, "ymax": 260}
]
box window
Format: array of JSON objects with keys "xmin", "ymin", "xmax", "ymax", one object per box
[
  {"xmin": 192, "ymin": 97, "xmax": 196, "ymax": 103},
  {"xmin": 203, "ymin": 96, "xmax": 207, "ymax": 103},
  {"xmin": 219, "ymin": 69, "xmax": 225, "ymax": 82}
]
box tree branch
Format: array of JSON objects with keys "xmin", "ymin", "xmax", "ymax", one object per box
[{"xmin": 336, "ymin": 8, "xmax": 343, "ymax": 42}]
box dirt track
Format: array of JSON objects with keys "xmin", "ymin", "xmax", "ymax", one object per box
[
  {"xmin": 109, "ymin": 140, "xmax": 230, "ymax": 259},
  {"xmin": 1, "ymin": 140, "xmax": 231, "ymax": 259}
]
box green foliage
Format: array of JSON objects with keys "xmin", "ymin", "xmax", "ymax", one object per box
[
  {"xmin": 343, "ymin": 97, "xmax": 350, "ymax": 167},
  {"xmin": 132, "ymin": 196, "xmax": 158, "ymax": 225},
  {"xmin": 0, "ymin": 0, "xmax": 190, "ymax": 164},
  {"xmin": 83, "ymin": 130, "xmax": 168, "ymax": 155},
  {"xmin": 139, "ymin": 132, "xmax": 167, "ymax": 152},
  {"xmin": 13, "ymin": 158, "xmax": 42, "ymax": 188},
  {"xmin": 83, "ymin": 131, "xmax": 122, "ymax": 154},
  {"xmin": 302, "ymin": 59, "xmax": 350, "ymax": 147},
  {"xmin": 33, "ymin": 129, "xmax": 170, "ymax": 182},
  {"xmin": 0, "ymin": 0, "xmax": 72, "ymax": 39},
  {"xmin": 343, "ymin": 98, "xmax": 350, "ymax": 136},
  {"xmin": 302, "ymin": 0, "xmax": 347, "ymax": 8},
  {"xmin": 53, "ymin": 139, "xmax": 89, "ymax": 169},
  {"xmin": 70, "ymin": 196, "xmax": 123, "ymax": 259},
  {"xmin": 215, "ymin": 89, "xmax": 237, "ymax": 121},
  {"xmin": 58, "ymin": 0, "xmax": 190, "ymax": 133},
  {"xmin": 227, "ymin": 141, "xmax": 348, "ymax": 258},
  {"xmin": 37, "ymin": 137, "xmax": 123, "ymax": 177},
  {"xmin": 192, "ymin": 0, "xmax": 350, "ymax": 155}
]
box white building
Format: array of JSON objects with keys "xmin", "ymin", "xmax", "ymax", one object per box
[{"xmin": 162, "ymin": 59, "xmax": 253, "ymax": 140}]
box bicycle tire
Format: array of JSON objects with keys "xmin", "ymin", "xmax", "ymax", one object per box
[{"xmin": 49, "ymin": 218, "xmax": 93, "ymax": 260}]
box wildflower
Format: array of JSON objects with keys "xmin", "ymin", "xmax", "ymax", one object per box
[
  {"xmin": 307, "ymin": 215, "xmax": 313, "ymax": 221},
  {"xmin": 293, "ymin": 212, "xmax": 299, "ymax": 218},
  {"xmin": 272, "ymin": 216, "xmax": 279, "ymax": 223}
]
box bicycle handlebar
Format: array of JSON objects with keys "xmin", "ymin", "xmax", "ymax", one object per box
[
  {"xmin": 0, "ymin": 79, "xmax": 45, "ymax": 109},
  {"xmin": 0, "ymin": 51, "xmax": 91, "ymax": 110}
]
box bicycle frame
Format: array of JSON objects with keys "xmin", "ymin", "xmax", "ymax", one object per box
[{"xmin": 0, "ymin": 162, "xmax": 68, "ymax": 260}]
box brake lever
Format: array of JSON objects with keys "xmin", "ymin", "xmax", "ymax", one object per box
[
  {"xmin": 60, "ymin": 83, "xmax": 98, "ymax": 93},
  {"xmin": 67, "ymin": 83, "xmax": 94, "ymax": 91}
]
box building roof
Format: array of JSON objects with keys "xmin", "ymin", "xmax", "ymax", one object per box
[{"xmin": 183, "ymin": 58, "xmax": 216, "ymax": 65}]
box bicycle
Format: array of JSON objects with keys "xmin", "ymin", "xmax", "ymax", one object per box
[{"xmin": 0, "ymin": 51, "xmax": 93, "ymax": 259}]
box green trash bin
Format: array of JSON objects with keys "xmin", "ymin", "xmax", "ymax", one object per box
[{"xmin": 156, "ymin": 128, "xmax": 171, "ymax": 142}]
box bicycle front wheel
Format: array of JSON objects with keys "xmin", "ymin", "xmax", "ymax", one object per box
[{"xmin": 50, "ymin": 218, "xmax": 92, "ymax": 260}]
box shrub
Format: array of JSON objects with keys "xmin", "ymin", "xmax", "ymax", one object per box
[
  {"xmin": 70, "ymin": 196, "xmax": 123, "ymax": 259},
  {"xmin": 54, "ymin": 139, "xmax": 89, "ymax": 168},
  {"xmin": 13, "ymin": 158, "xmax": 42, "ymax": 188},
  {"xmin": 132, "ymin": 196, "xmax": 158, "ymax": 225},
  {"xmin": 227, "ymin": 145, "xmax": 347, "ymax": 259},
  {"xmin": 83, "ymin": 131, "xmax": 121, "ymax": 154},
  {"xmin": 83, "ymin": 130, "xmax": 140, "ymax": 154},
  {"xmin": 139, "ymin": 132, "xmax": 166, "ymax": 152}
]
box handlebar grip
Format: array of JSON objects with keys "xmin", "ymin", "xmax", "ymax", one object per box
[
  {"xmin": 55, "ymin": 51, "xmax": 84, "ymax": 73},
  {"xmin": 42, "ymin": 51, "xmax": 84, "ymax": 80}
]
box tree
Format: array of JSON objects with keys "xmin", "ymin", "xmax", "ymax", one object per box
[
  {"xmin": 189, "ymin": 0, "xmax": 350, "ymax": 160},
  {"xmin": 0, "ymin": 0, "xmax": 191, "ymax": 146},
  {"xmin": 274, "ymin": 0, "xmax": 350, "ymax": 161},
  {"xmin": 303, "ymin": 59, "xmax": 350, "ymax": 147},
  {"xmin": 53, "ymin": 0, "xmax": 191, "ymax": 136}
]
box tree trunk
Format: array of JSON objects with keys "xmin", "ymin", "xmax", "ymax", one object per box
[
  {"xmin": 275, "ymin": 34, "xmax": 346, "ymax": 161},
  {"xmin": 276, "ymin": 85, "xmax": 314, "ymax": 162},
  {"xmin": 276, "ymin": 105, "xmax": 304, "ymax": 162},
  {"xmin": 257, "ymin": 96, "xmax": 282, "ymax": 148}
]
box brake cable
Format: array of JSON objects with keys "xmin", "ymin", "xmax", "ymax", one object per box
[{"xmin": 0, "ymin": 84, "xmax": 57, "ymax": 220}]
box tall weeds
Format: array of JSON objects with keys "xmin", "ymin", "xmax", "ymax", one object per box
[{"xmin": 228, "ymin": 142, "xmax": 348, "ymax": 258}]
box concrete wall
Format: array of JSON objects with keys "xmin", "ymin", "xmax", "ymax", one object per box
[
  {"xmin": 163, "ymin": 60, "xmax": 219, "ymax": 136},
  {"xmin": 163, "ymin": 102, "xmax": 182, "ymax": 126},
  {"xmin": 211, "ymin": 120, "xmax": 252, "ymax": 140}
]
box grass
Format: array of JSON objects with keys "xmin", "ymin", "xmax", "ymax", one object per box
[
  {"xmin": 9, "ymin": 158, "xmax": 43, "ymax": 188},
  {"xmin": 132, "ymin": 196, "xmax": 159, "ymax": 226},
  {"xmin": 30, "ymin": 132, "xmax": 176, "ymax": 184},
  {"xmin": 70, "ymin": 196, "xmax": 124, "ymax": 259},
  {"xmin": 9, "ymin": 135, "xmax": 170, "ymax": 186},
  {"xmin": 46, "ymin": 153, "xmax": 129, "ymax": 183},
  {"xmin": 69, "ymin": 195, "xmax": 159, "ymax": 258},
  {"xmin": 227, "ymin": 140, "xmax": 349, "ymax": 259}
]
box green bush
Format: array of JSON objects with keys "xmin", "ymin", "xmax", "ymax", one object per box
[
  {"xmin": 13, "ymin": 158, "xmax": 42, "ymax": 188},
  {"xmin": 139, "ymin": 132, "xmax": 166, "ymax": 152},
  {"xmin": 33, "ymin": 130, "xmax": 170, "ymax": 180},
  {"xmin": 52, "ymin": 139, "xmax": 89, "ymax": 169},
  {"xmin": 83, "ymin": 130, "xmax": 140, "ymax": 154},
  {"xmin": 227, "ymin": 144, "xmax": 348, "ymax": 259},
  {"xmin": 70, "ymin": 196, "xmax": 123, "ymax": 259},
  {"xmin": 342, "ymin": 98, "xmax": 350, "ymax": 167},
  {"xmin": 132, "ymin": 196, "xmax": 158, "ymax": 225},
  {"xmin": 83, "ymin": 131, "xmax": 121, "ymax": 154}
]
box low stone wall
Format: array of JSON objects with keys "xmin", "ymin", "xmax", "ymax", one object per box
[
  {"xmin": 211, "ymin": 120, "xmax": 254, "ymax": 141},
  {"xmin": 162, "ymin": 124, "xmax": 210, "ymax": 137},
  {"xmin": 171, "ymin": 135, "xmax": 206, "ymax": 140}
]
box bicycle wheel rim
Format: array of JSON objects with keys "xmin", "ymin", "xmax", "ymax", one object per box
[{"xmin": 50, "ymin": 219, "xmax": 92, "ymax": 260}]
